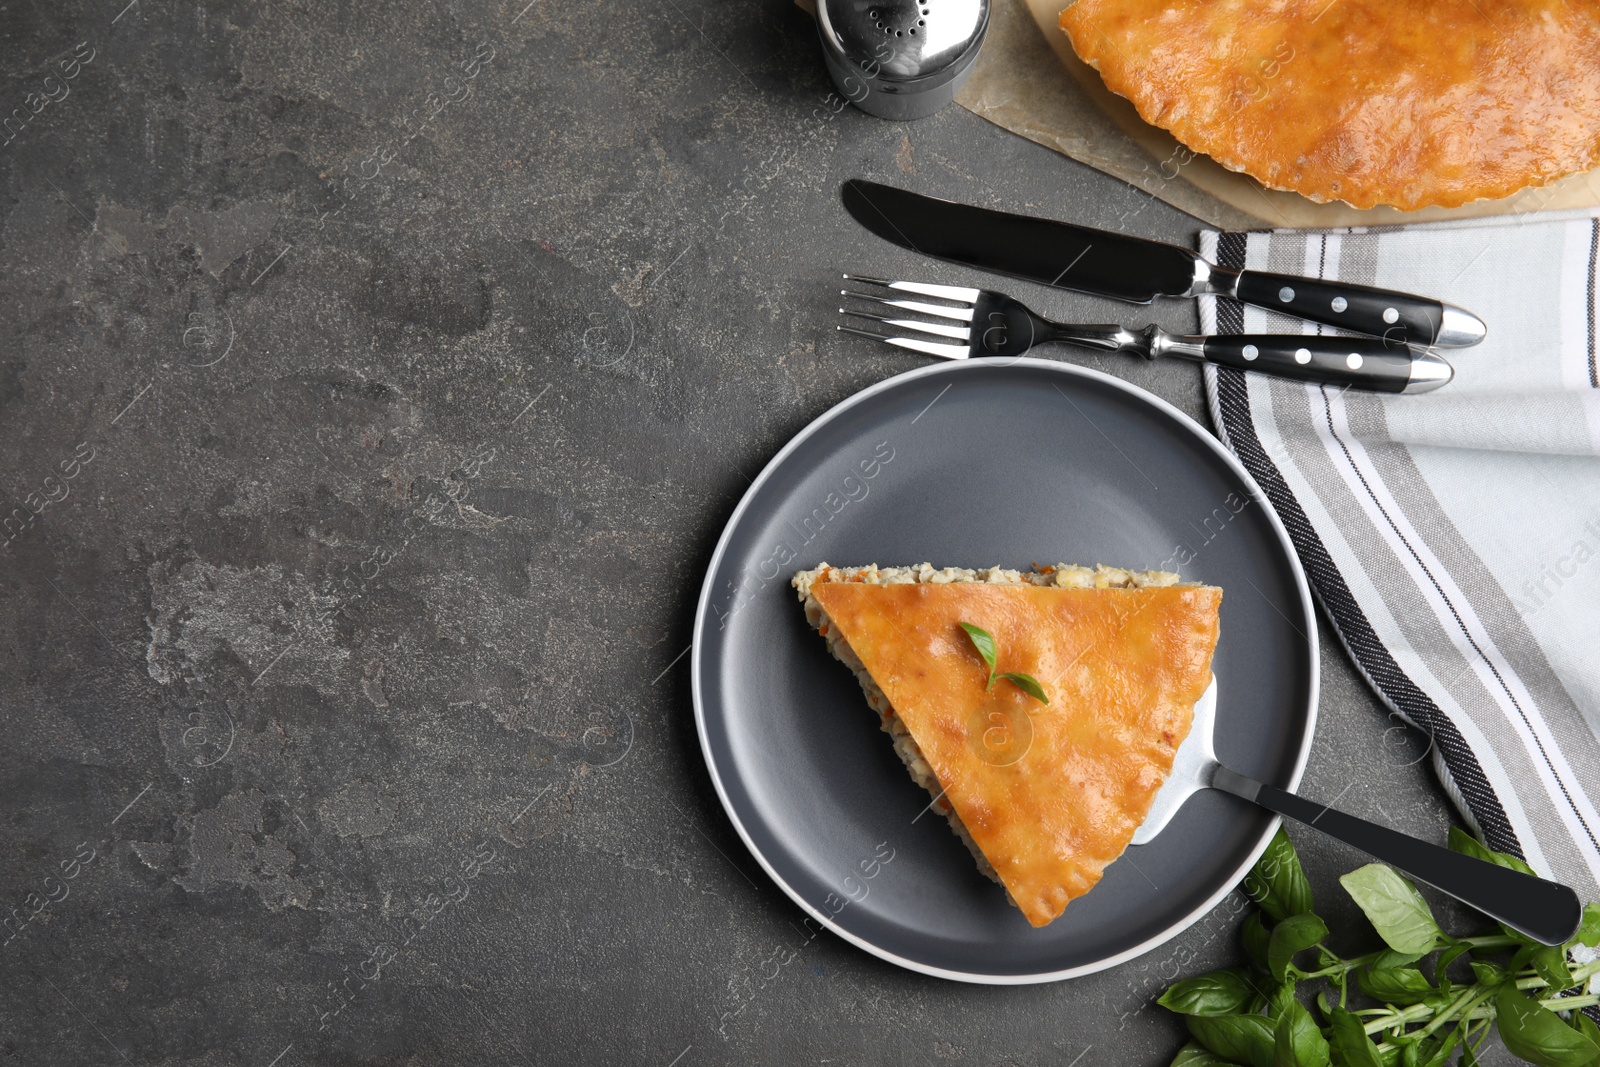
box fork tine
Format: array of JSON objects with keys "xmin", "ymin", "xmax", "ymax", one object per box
[
  {"xmin": 840, "ymin": 308, "xmax": 971, "ymax": 341},
  {"xmin": 837, "ymin": 324, "xmax": 971, "ymax": 361},
  {"xmin": 840, "ymin": 290, "xmax": 976, "ymax": 322},
  {"xmin": 842, "ymin": 274, "xmax": 981, "ymax": 304}
]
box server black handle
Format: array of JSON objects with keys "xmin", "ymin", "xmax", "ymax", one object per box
[{"xmin": 1214, "ymin": 767, "xmax": 1582, "ymax": 946}]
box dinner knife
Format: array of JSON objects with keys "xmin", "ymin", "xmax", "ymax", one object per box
[{"xmin": 841, "ymin": 179, "xmax": 1488, "ymax": 348}]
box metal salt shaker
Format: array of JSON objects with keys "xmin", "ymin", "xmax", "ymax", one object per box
[{"xmin": 816, "ymin": 0, "xmax": 990, "ymax": 121}]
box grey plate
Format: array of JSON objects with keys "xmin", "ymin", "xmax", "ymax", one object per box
[{"xmin": 691, "ymin": 359, "xmax": 1318, "ymax": 983}]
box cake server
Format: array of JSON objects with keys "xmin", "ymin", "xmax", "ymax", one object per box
[
  {"xmin": 1134, "ymin": 679, "xmax": 1583, "ymax": 946},
  {"xmin": 840, "ymin": 179, "xmax": 1488, "ymax": 349}
]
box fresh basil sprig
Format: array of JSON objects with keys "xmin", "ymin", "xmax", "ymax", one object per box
[
  {"xmin": 1159, "ymin": 826, "xmax": 1600, "ymax": 1067},
  {"xmin": 957, "ymin": 622, "xmax": 1049, "ymax": 705}
]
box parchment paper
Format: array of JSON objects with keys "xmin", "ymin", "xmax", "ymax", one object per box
[{"xmin": 805, "ymin": 0, "xmax": 1600, "ymax": 229}]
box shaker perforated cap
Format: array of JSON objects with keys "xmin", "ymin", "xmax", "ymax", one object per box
[{"xmin": 817, "ymin": 0, "xmax": 989, "ymax": 120}]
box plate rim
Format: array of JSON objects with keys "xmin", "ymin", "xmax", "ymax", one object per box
[{"xmin": 690, "ymin": 357, "xmax": 1320, "ymax": 985}]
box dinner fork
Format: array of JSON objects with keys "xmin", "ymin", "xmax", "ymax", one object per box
[{"xmin": 838, "ymin": 276, "xmax": 1455, "ymax": 394}]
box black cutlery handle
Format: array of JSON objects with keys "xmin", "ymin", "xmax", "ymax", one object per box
[
  {"xmin": 1232, "ymin": 271, "xmax": 1481, "ymax": 349},
  {"xmin": 1214, "ymin": 768, "xmax": 1583, "ymax": 946},
  {"xmin": 1199, "ymin": 335, "xmax": 1449, "ymax": 394}
]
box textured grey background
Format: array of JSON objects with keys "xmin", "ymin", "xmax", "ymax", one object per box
[{"xmin": 0, "ymin": 1, "xmax": 1501, "ymax": 1064}]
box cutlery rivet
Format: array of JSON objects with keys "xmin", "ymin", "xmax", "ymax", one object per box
[
  {"xmin": 1331, "ymin": 297, "xmax": 1348, "ymax": 312},
  {"xmin": 1346, "ymin": 353, "xmax": 1363, "ymax": 369},
  {"xmin": 1294, "ymin": 348, "xmax": 1312, "ymax": 364},
  {"xmin": 1242, "ymin": 344, "xmax": 1259, "ymax": 361},
  {"xmin": 1383, "ymin": 306, "xmax": 1399, "ymax": 323},
  {"xmin": 1278, "ymin": 286, "xmax": 1295, "ymax": 302}
]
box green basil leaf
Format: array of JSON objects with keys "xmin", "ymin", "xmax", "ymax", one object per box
[
  {"xmin": 1357, "ymin": 966, "xmax": 1435, "ymax": 1006},
  {"xmin": 1529, "ymin": 945, "xmax": 1574, "ymax": 992},
  {"xmin": 1370, "ymin": 948, "xmax": 1429, "ymax": 970},
  {"xmin": 1189, "ymin": 1014, "xmax": 1278, "ymax": 1067},
  {"xmin": 1494, "ymin": 985, "xmax": 1600, "ymax": 1067},
  {"xmin": 1242, "ymin": 911, "xmax": 1272, "ymax": 971},
  {"xmin": 958, "ymin": 622, "xmax": 997, "ymax": 677},
  {"xmin": 1574, "ymin": 902, "xmax": 1600, "ymax": 949},
  {"xmin": 1469, "ymin": 960, "xmax": 1506, "ymax": 986},
  {"xmin": 1327, "ymin": 1006, "xmax": 1384, "ymax": 1067},
  {"xmin": 1339, "ymin": 865, "xmax": 1442, "ymax": 955},
  {"xmin": 1274, "ymin": 999, "xmax": 1331, "ymax": 1067},
  {"xmin": 1265, "ymin": 983, "xmax": 1299, "ymax": 1021},
  {"xmin": 1245, "ymin": 828, "xmax": 1314, "ymax": 922},
  {"xmin": 996, "ymin": 671, "xmax": 1049, "ymax": 705},
  {"xmin": 1573, "ymin": 1013, "xmax": 1600, "ymax": 1048},
  {"xmin": 1268, "ymin": 913, "xmax": 1329, "ymax": 983},
  {"xmin": 1172, "ymin": 1041, "xmax": 1232, "ymax": 1067},
  {"xmin": 1447, "ymin": 826, "xmax": 1537, "ymax": 876},
  {"xmin": 1434, "ymin": 941, "xmax": 1472, "ymax": 986},
  {"xmin": 1160, "ymin": 969, "xmax": 1260, "ymax": 1017}
]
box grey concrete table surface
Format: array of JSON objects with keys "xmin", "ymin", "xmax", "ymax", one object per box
[{"xmin": 0, "ymin": 2, "xmax": 1497, "ymax": 1064}]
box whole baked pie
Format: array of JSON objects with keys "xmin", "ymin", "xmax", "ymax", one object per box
[
  {"xmin": 1058, "ymin": 0, "xmax": 1600, "ymax": 210},
  {"xmin": 795, "ymin": 563, "xmax": 1222, "ymax": 927}
]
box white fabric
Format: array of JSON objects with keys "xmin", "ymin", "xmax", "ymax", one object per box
[{"xmin": 1198, "ymin": 214, "xmax": 1600, "ymax": 898}]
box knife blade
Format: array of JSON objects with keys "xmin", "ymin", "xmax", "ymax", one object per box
[{"xmin": 840, "ymin": 179, "xmax": 1487, "ymax": 348}]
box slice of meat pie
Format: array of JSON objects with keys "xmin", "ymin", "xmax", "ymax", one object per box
[{"xmin": 795, "ymin": 563, "xmax": 1221, "ymax": 927}]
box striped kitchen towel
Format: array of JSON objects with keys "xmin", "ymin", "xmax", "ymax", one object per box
[{"xmin": 1197, "ymin": 213, "xmax": 1600, "ymax": 901}]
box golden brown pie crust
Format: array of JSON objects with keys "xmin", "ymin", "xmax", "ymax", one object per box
[
  {"xmin": 1059, "ymin": 0, "xmax": 1600, "ymax": 210},
  {"xmin": 811, "ymin": 579, "xmax": 1221, "ymax": 927}
]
